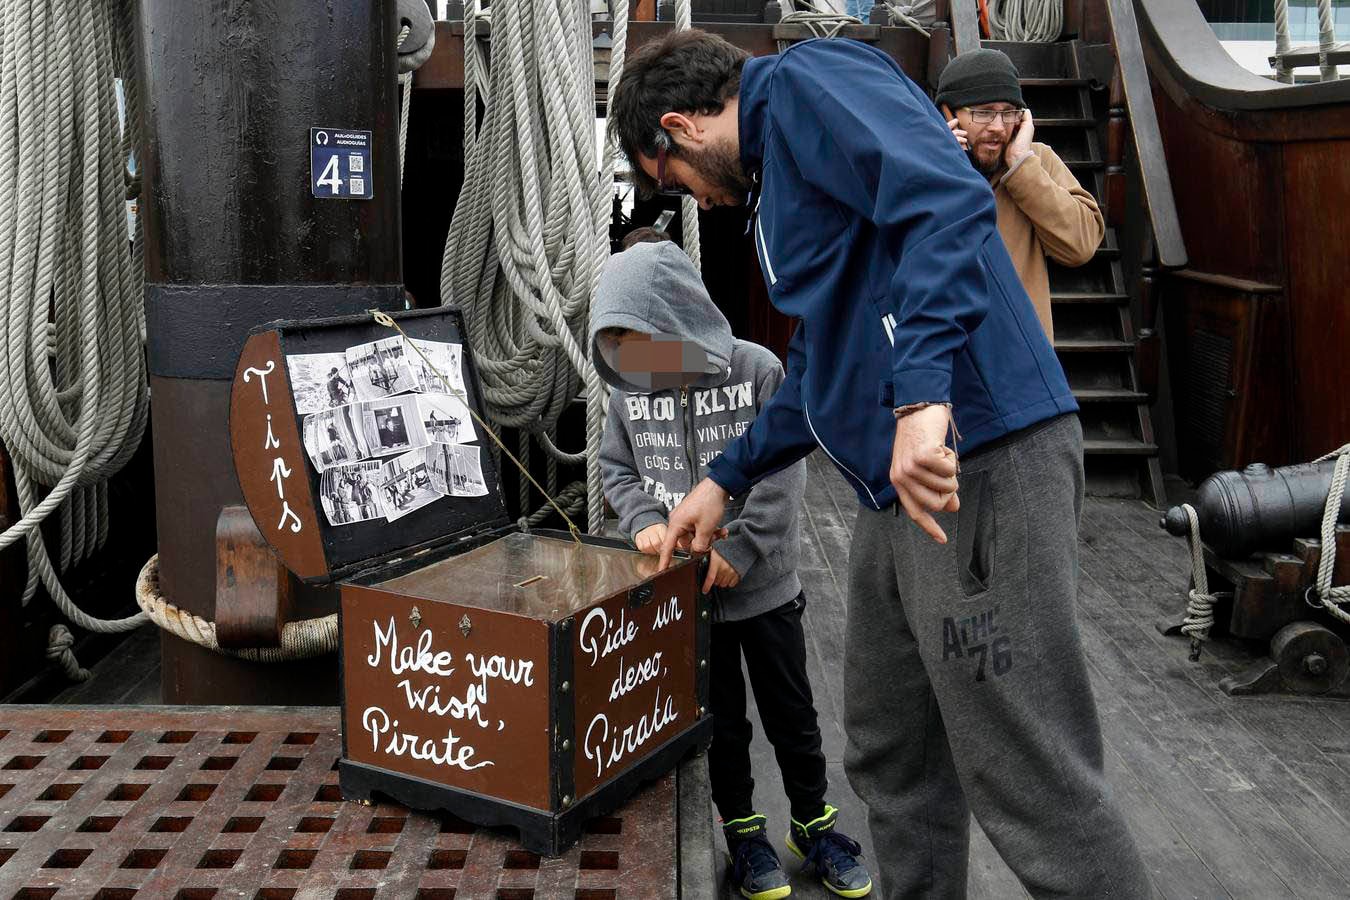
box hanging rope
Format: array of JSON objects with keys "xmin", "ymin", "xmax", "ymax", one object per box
[
  {"xmin": 0, "ymin": 0, "xmax": 151, "ymax": 649},
  {"xmin": 1306, "ymin": 444, "xmax": 1350, "ymax": 624},
  {"xmin": 1177, "ymin": 503, "xmax": 1228, "ymax": 661},
  {"xmin": 441, "ymin": 0, "xmax": 611, "ymax": 533},
  {"xmin": 1273, "ymin": 0, "xmax": 1294, "ymax": 84},
  {"xmin": 396, "ymin": 0, "xmax": 437, "ymax": 187},
  {"xmin": 987, "ymin": 0, "xmax": 1062, "ymax": 43},
  {"xmin": 672, "ymin": 0, "xmax": 702, "ymax": 271},
  {"xmin": 1316, "ymin": 0, "xmax": 1339, "ymax": 82},
  {"xmin": 398, "ymin": 25, "xmax": 413, "ymax": 188}
]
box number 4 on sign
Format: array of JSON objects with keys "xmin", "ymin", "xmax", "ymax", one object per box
[{"xmin": 317, "ymin": 154, "xmax": 342, "ymax": 195}]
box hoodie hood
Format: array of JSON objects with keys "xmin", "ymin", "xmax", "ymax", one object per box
[{"xmin": 589, "ymin": 241, "xmax": 734, "ymax": 394}]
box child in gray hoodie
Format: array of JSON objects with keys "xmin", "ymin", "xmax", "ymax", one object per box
[{"xmin": 591, "ymin": 240, "xmax": 871, "ymax": 900}]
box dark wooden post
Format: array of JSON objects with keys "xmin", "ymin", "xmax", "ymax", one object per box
[{"xmin": 135, "ymin": 0, "xmax": 404, "ymax": 703}]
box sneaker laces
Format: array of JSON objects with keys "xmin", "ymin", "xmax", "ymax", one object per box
[
  {"xmin": 805, "ymin": 829, "xmax": 864, "ymax": 876},
  {"xmin": 732, "ymin": 834, "xmax": 782, "ymax": 883}
]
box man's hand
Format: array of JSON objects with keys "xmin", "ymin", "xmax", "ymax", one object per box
[
  {"xmin": 634, "ymin": 522, "xmax": 668, "ymax": 556},
  {"xmin": 1005, "ymin": 109, "xmax": 1035, "ymax": 169},
  {"xmin": 704, "ymin": 549, "xmax": 741, "ymax": 593},
  {"xmin": 891, "ymin": 404, "xmax": 960, "ymax": 543},
  {"xmin": 657, "ymin": 478, "xmax": 730, "ymax": 571},
  {"xmin": 946, "ymin": 117, "xmax": 969, "ymax": 150}
]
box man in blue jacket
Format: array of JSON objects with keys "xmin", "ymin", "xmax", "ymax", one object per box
[{"xmin": 609, "ymin": 31, "xmax": 1150, "ymax": 899}]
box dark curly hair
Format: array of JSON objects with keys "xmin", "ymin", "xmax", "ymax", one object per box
[{"xmin": 607, "ymin": 29, "xmax": 750, "ymax": 198}]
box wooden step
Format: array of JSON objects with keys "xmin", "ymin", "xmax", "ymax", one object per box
[
  {"xmin": 1073, "ymin": 388, "xmax": 1148, "ymax": 404},
  {"xmin": 1083, "ymin": 439, "xmax": 1159, "ymax": 456},
  {"xmin": 1035, "ymin": 117, "xmax": 1097, "ymax": 129},
  {"xmin": 1065, "ymin": 159, "xmax": 1104, "ymax": 171},
  {"xmin": 1054, "ymin": 338, "xmax": 1134, "ymax": 353},
  {"xmin": 1019, "ymin": 77, "xmax": 1090, "ymax": 88},
  {"xmin": 1051, "ymin": 292, "xmax": 1129, "ymax": 305}
]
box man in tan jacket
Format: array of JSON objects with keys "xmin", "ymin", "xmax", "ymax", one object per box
[{"xmin": 936, "ymin": 49, "xmax": 1104, "ymax": 340}]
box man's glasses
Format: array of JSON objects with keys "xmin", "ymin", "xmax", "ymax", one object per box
[
  {"xmin": 967, "ymin": 108, "xmax": 1024, "ymax": 125},
  {"xmin": 653, "ymin": 137, "xmax": 693, "ymax": 198}
]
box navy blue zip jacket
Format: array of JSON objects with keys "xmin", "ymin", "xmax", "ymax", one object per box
[{"xmin": 707, "ymin": 38, "xmax": 1079, "ymax": 511}]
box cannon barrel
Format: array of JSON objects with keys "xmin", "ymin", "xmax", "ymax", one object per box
[{"xmin": 1161, "ymin": 459, "xmax": 1350, "ymax": 557}]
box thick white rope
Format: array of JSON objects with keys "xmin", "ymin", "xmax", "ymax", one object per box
[
  {"xmin": 1178, "ymin": 503, "xmax": 1224, "ymax": 661},
  {"xmin": 398, "ymin": 25, "xmax": 412, "ymax": 188},
  {"xmin": 1317, "ymin": 0, "xmax": 1339, "ymax": 82},
  {"xmin": 780, "ymin": 0, "xmax": 862, "ymax": 44},
  {"xmin": 672, "ymin": 0, "xmax": 702, "ymax": 272},
  {"xmin": 988, "ymin": 0, "xmax": 1062, "ymax": 43},
  {"xmin": 1274, "ymin": 0, "xmax": 1294, "ymax": 84},
  {"xmin": 883, "ymin": 2, "xmax": 934, "ymax": 35},
  {"xmin": 46, "ymin": 625, "xmax": 89, "ymax": 681},
  {"xmin": 395, "ymin": 9, "xmax": 436, "ymax": 187},
  {"xmin": 135, "ymin": 555, "xmax": 338, "ymax": 662},
  {"xmin": 442, "ymin": 0, "xmax": 611, "ymax": 531},
  {"xmin": 1308, "ymin": 444, "xmax": 1350, "ymax": 624},
  {"xmin": 0, "ymin": 0, "xmax": 149, "ymax": 645}
]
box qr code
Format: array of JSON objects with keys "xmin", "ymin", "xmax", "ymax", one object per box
[
  {"xmin": 348, "ymin": 154, "xmax": 364, "ymax": 173},
  {"xmin": 349, "ymin": 177, "xmax": 365, "ymax": 194}
]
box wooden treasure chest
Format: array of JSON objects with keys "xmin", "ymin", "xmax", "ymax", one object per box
[{"xmin": 227, "ymin": 307, "xmax": 712, "ymax": 854}]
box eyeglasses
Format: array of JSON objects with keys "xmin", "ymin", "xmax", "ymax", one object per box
[
  {"xmin": 967, "ymin": 108, "xmax": 1024, "ymax": 125},
  {"xmin": 653, "ymin": 137, "xmax": 693, "ymax": 198}
]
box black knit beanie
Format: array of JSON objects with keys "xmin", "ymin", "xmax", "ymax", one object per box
[{"xmin": 935, "ymin": 49, "xmax": 1024, "ymax": 111}]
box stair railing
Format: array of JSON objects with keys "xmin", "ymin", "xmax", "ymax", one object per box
[{"xmin": 1107, "ymin": 0, "xmax": 1185, "ymax": 270}]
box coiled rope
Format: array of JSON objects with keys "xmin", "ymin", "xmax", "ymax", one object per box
[
  {"xmin": 987, "ymin": 0, "xmax": 1062, "ymax": 43},
  {"xmin": 779, "ymin": 0, "xmax": 861, "ymax": 44},
  {"xmin": 442, "ymin": 0, "xmax": 620, "ymax": 533},
  {"xmin": 0, "ymin": 0, "xmax": 151, "ymax": 675},
  {"xmin": 1306, "ymin": 444, "xmax": 1350, "ymax": 624}
]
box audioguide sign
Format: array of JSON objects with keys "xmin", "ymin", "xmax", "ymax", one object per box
[{"xmin": 310, "ymin": 127, "xmax": 373, "ymax": 200}]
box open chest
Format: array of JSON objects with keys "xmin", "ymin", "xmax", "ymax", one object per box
[{"xmin": 227, "ymin": 307, "xmax": 711, "ymax": 854}]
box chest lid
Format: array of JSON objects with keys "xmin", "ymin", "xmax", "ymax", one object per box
[{"xmin": 228, "ymin": 307, "xmax": 509, "ymax": 584}]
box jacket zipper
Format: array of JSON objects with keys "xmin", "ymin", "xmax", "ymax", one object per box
[
  {"xmin": 803, "ymin": 396, "xmax": 881, "ymax": 510},
  {"xmin": 680, "ymin": 388, "xmax": 697, "ymax": 489}
]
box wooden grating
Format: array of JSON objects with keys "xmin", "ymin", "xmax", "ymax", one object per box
[{"xmin": 0, "ymin": 707, "xmax": 676, "ymax": 898}]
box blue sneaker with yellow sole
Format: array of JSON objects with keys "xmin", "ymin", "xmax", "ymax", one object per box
[
  {"xmin": 785, "ymin": 805, "xmax": 872, "ymax": 898},
  {"xmin": 724, "ymin": 814, "xmax": 792, "ymax": 900}
]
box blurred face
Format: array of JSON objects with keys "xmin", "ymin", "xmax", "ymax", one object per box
[
  {"xmin": 607, "ymin": 331, "xmax": 710, "ymax": 391},
  {"xmin": 954, "ymin": 103, "xmax": 1023, "ymax": 175}
]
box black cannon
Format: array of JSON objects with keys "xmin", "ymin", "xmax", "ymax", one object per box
[
  {"xmin": 1160, "ymin": 457, "xmax": 1350, "ymax": 696},
  {"xmin": 1162, "ymin": 459, "xmax": 1350, "ymax": 558}
]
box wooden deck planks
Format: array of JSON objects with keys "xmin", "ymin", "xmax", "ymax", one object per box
[{"xmin": 44, "ymin": 455, "xmax": 1350, "ymax": 899}]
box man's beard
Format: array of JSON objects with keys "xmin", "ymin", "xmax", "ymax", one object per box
[
  {"xmin": 683, "ymin": 138, "xmax": 756, "ymax": 200},
  {"xmin": 970, "ymin": 141, "xmax": 1006, "ymax": 176}
]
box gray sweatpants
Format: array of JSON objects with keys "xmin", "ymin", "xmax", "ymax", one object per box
[{"xmin": 843, "ymin": 415, "xmax": 1150, "ymax": 899}]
